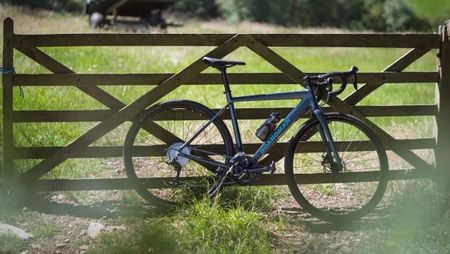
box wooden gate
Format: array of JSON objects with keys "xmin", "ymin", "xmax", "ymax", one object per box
[{"xmin": 2, "ymin": 18, "xmax": 450, "ymax": 192}]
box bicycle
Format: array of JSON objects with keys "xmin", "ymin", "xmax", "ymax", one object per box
[{"xmin": 123, "ymin": 57, "xmax": 389, "ymax": 223}]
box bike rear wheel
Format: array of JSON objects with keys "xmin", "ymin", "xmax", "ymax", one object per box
[
  {"xmin": 123, "ymin": 100, "xmax": 234, "ymax": 205},
  {"xmin": 284, "ymin": 113, "xmax": 388, "ymax": 223}
]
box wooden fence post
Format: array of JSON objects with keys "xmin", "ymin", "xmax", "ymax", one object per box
[
  {"xmin": 436, "ymin": 20, "xmax": 450, "ymax": 192},
  {"xmin": 2, "ymin": 18, "xmax": 14, "ymax": 188}
]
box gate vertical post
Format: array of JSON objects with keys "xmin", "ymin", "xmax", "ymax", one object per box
[
  {"xmin": 436, "ymin": 20, "xmax": 450, "ymax": 192},
  {"xmin": 2, "ymin": 18, "xmax": 14, "ymax": 188}
]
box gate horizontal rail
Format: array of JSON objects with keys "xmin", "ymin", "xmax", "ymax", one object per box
[
  {"xmin": 13, "ymin": 138, "xmax": 436, "ymax": 159},
  {"xmin": 12, "ymin": 105, "xmax": 438, "ymax": 122},
  {"xmin": 14, "ymin": 33, "xmax": 440, "ymax": 48},
  {"xmin": 34, "ymin": 169, "xmax": 434, "ymax": 191},
  {"xmin": 13, "ymin": 72, "xmax": 439, "ymax": 86}
]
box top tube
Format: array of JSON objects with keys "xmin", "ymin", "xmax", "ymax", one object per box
[{"xmin": 232, "ymin": 90, "xmax": 309, "ymax": 103}]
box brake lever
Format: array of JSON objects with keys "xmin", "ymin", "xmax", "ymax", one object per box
[
  {"xmin": 351, "ymin": 66, "xmax": 358, "ymax": 90},
  {"xmin": 326, "ymin": 77, "xmax": 333, "ymax": 91},
  {"xmin": 353, "ymin": 73, "xmax": 358, "ymax": 90}
]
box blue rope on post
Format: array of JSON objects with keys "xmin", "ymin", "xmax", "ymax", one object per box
[
  {"xmin": 0, "ymin": 67, "xmax": 15, "ymax": 74},
  {"xmin": 0, "ymin": 67, "xmax": 23, "ymax": 97}
]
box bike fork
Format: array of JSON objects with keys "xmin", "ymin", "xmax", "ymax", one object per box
[{"xmin": 313, "ymin": 109, "xmax": 343, "ymax": 171}]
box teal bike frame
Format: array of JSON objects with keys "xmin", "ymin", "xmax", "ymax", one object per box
[{"xmin": 178, "ymin": 68, "xmax": 342, "ymax": 170}]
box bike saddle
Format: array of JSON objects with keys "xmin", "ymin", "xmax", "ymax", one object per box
[{"xmin": 202, "ymin": 57, "xmax": 246, "ymax": 68}]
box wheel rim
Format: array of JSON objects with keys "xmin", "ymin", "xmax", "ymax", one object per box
[
  {"xmin": 290, "ymin": 116, "xmax": 387, "ymax": 220},
  {"xmin": 125, "ymin": 104, "xmax": 231, "ymax": 204}
]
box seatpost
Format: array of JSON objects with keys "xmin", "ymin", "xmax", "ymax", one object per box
[{"xmin": 219, "ymin": 67, "xmax": 244, "ymax": 152}]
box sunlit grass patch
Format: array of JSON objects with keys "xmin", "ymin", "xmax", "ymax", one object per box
[
  {"xmin": 219, "ymin": 186, "xmax": 280, "ymax": 213},
  {"xmin": 175, "ymin": 199, "xmax": 272, "ymax": 253}
]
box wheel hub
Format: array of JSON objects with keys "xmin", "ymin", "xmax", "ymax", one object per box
[{"xmin": 166, "ymin": 143, "xmax": 191, "ymax": 167}]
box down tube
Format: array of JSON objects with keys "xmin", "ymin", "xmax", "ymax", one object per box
[{"xmin": 252, "ymin": 97, "xmax": 312, "ymax": 162}]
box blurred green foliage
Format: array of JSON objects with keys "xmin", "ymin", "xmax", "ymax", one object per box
[
  {"xmin": 213, "ymin": 0, "xmax": 430, "ymax": 31},
  {"xmin": 173, "ymin": 0, "xmax": 220, "ymax": 19},
  {"xmin": 4, "ymin": 0, "xmax": 443, "ymax": 31},
  {"xmin": 4, "ymin": 0, "xmax": 83, "ymax": 12}
]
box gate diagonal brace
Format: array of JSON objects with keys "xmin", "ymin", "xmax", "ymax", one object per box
[
  {"xmin": 243, "ymin": 35, "xmax": 433, "ymax": 171},
  {"xmin": 15, "ymin": 46, "xmax": 182, "ymax": 150},
  {"xmin": 19, "ymin": 34, "xmax": 244, "ymax": 182},
  {"xmin": 345, "ymin": 48, "xmax": 430, "ymax": 105}
]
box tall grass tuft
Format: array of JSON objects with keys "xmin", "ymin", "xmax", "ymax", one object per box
[{"xmin": 176, "ymin": 198, "xmax": 272, "ymax": 253}]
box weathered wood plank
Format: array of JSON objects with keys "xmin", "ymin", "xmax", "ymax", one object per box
[
  {"xmin": 13, "ymin": 72, "xmax": 439, "ymax": 86},
  {"xmin": 345, "ymin": 48, "xmax": 431, "ymax": 105},
  {"xmin": 13, "ymin": 110, "xmax": 117, "ymax": 122},
  {"xmin": 12, "ymin": 105, "xmax": 438, "ymax": 122},
  {"xmin": 2, "ymin": 18, "xmax": 14, "ymax": 185},
  {"xmin": 254, "ymin": 34, "xmax": 441, "ymax": 48},
  {"xmin": 13, "ymin": 139, "xmax": 436, "ymax": 159},
  {"xmin": 19, "ymin": 35, "xmax": 243, "ymax": 182},
  {"xmin": 14, "ymin": 33, "xmax": 441, "ymax": 48},
  {"xmin": 33, "ymin": 169, "xmax": 435, "ymax": 191},
  {"xmin": 106, "ymin": 0, "xmax": 127, "ymax": 13},
  {"xmin": 252, "ymin": 168, "xmax": 435, "ymax": 186},
  {"xmin": 436, "ymin": 21, "xmax": 450, "ymax": 191},
  {"xmin": 15, "ymin": 34, "xmax": 236, "ymax": 47}
]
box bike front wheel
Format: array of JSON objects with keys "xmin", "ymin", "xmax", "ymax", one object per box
[
  {"xmin": 124, "ymin": 100, "xmax": 234, "ymax": 205},
  {"xmin": 284, "ymin": 113, "xmax": 388, "ymax": 223}
]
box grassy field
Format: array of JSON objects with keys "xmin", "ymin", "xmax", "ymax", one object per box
[{"xmin": 0, "ymin": 4, "xmax": 448, "ymax": 254}]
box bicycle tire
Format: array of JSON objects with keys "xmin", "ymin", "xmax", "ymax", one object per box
[
  {"xmin": 284, "ymin": 113, "xmax": 388, "ymax": 223},
  {"xmin": 124, "ymin": 100, "xmax": 234, "ymax": 205}
]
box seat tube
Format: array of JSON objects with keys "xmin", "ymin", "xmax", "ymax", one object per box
[{"xmin": 220, "ymin": 68, "xmax": 244, "ymax": 152}]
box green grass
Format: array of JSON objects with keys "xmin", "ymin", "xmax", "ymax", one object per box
[
  {"xmin": 31, "ymin": 221, "xmax": 58, "ymax": 238},
  {"xmin": 175, "ymin": 199, "xmax": 272, "ymax": 254},
  {"xmin": 88, "ymin": 197, "xmax": 274, "ymax": 254},
  {"xmin": 0, "ymin": 233, "xmax": 24, "ymax": 254},
  {"xmin": 86, "ymin": 185, "xmax": 279, "ymax": 253}
]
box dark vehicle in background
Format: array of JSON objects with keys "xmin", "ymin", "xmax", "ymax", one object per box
[{"xmin": 85, "ymin": 0, "xmax": 176, "ymax": 29}]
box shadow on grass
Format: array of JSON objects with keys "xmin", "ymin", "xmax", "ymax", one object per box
[
  {"xmin": 280, "ymin": 205, "xmax": 394, "ymax": 233},
  {"xmin": 21, "ymin": 192, "xmax": 176, "ymax": 219}
]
